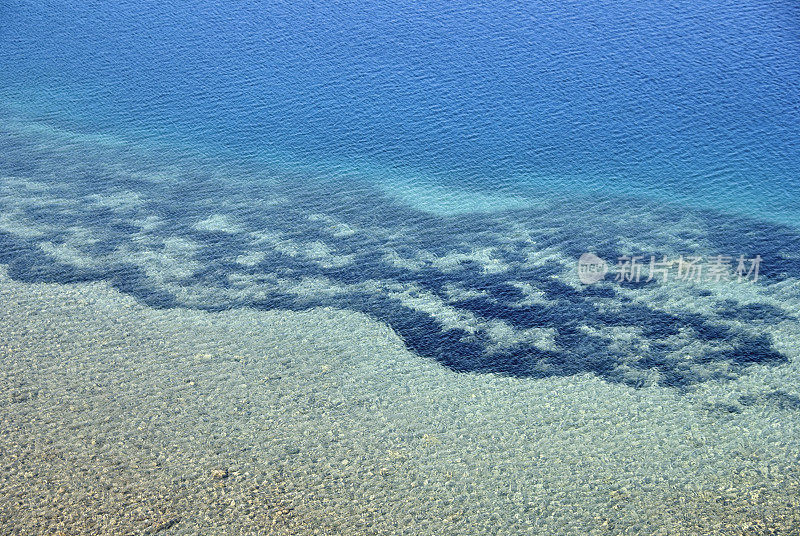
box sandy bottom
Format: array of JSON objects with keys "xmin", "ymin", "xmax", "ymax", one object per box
[{"xmin": 1, "ymin": 266, "xmax": 799, "ymax": 535}]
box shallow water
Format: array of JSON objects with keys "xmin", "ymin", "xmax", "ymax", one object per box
[{"xmin": 1, "ymin": 1, "xmax": 799, "ymax": 534}]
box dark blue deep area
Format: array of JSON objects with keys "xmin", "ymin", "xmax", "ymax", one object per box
[{"xmin": 1, "ymin": 0, "xmax": 799, "ymax": 222}]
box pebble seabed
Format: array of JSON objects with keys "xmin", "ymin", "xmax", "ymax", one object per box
[{"xmin": 1, "ymin": 267, "xmax": 800, "ymax": 535}]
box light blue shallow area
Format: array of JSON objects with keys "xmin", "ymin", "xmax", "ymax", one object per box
[{"xmin": 1, "ymin": 0, "xmax": 799, "ymax": 224}]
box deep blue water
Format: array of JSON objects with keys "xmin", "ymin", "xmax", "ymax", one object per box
[{"xmin": 2, "ymin": 0, "xmax": 799, "ymax": 223}]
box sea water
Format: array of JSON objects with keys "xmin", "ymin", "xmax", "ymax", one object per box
[{"xmin": 1, "ymin": 0, "xmax": 800, "ymax": 533}]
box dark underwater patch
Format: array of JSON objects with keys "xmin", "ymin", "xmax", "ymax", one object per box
[
  {"xmin": 704, "ymin": 402, "xmax": 743, "ymax": 415},
  {"xmin": 716, "ymin": 301, "xmax": 793, "ymax": 323},
  {"xmin": 764, "ymin": 391, "xmax": 800, "ymax": 411},
  {"xmin": 0, "ymin": 232, "xmax": 28, "ymax": 264},
  {"xmin": 739, "ymin": 391, "xmax": 800, "ymax": 411},
  {"xmin": 700, "ymin": 212, "xmax": 800, "ymax": 281},
  {"xmin": 0, "ymin": 150, "xmax": 795, "ymax": 390},
  {"xmin": 108, "ymin": 264, "xmax": 179, "ymax": 309}
]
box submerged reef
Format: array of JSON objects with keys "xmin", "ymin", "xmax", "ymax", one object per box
[{"xmin": 1, "ymin": 120, "xmax": 798, "ymax": 389}]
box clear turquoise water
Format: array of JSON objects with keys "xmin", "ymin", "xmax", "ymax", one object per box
[{"xmin": 3, "ymin": 3, "xmax": 800, "ymax": 533}]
